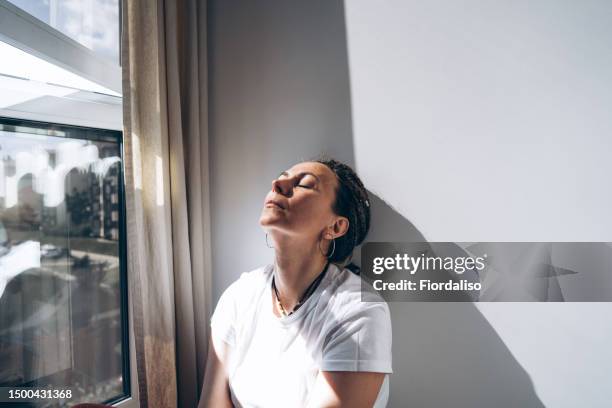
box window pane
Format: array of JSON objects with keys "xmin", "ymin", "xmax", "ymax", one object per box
[
  {"xmin": 0, "ymin": 40, "xmax": 121, "ymax": 98},
  {"xmin": 0, "ymin": 119, "xmax": 129, "ymax": 406},
  {"xmin": 6, "ymin": 0, "xmax": 120, "ymax": 65}
]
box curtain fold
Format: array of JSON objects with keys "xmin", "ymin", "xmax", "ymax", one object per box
[{"xmin": 121, "ymin": 0, "xmax": 212, "ymax": 407}]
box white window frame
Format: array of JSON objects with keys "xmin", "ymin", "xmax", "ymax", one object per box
[
  {"xmin": 0, "ymin": 1, "xmax": 137, "ymax": 406},
  {"xmin": 0, "ymin": 0, "xmax": 121, "ymax": 94}
]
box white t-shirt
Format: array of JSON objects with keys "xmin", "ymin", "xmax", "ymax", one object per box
[{"xmin": 210, "ymin": 262, "xmax": 393, "ymax": 408}]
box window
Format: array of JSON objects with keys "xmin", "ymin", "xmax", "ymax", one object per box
[
  {"xmin": 0, "ymin": 117, "xmax": 130, "ymax": 405},
  {"xmin": 0, "ymin": 38, "xmax": 122, "ymax": 131},
  {"xmin": 0, "ymin": 1, "xmax": 121, "ymax": 97},
  {"xmin": 0, "ymin": 1, "xmax": 132, "ymax": 405},
  {"xmin": 6, "ymin": 0, "xmax": 120, "ymax": 65},
  {"xmin": 0, "ymin": 40, "xmax": 120, "ymax": 97}
]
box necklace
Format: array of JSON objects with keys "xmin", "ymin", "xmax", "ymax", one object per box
[{"xmin": 272, "ymin": 260, "xmax": 330, "ymax": 317}]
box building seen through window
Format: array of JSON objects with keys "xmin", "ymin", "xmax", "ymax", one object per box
[{"xmin": 0, "ymin": 119, "xmax": 129, "ymax": 406}]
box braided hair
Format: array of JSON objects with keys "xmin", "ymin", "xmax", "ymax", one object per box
[{"xmin": 312, "ymin": 156, "xmax": 371, "ymax": 274}]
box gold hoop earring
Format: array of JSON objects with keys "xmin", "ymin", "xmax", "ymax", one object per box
[
  {"xmin": 319, "ymin": 236, "xmax": 335, "ymax": 259},
  {"xmin": 265, "ymin": 232, "xmax": 274, "ymax": 249}
]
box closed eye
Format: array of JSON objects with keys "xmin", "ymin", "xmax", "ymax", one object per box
[{"xmin": 297, "ymin": 174, "xmax": 317, "ymax": 189}]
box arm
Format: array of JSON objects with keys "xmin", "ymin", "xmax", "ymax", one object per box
[
  {"xmin": 200, "ymin": 275, "xmax": 243, "ymax": 407},
  {"xmin": 306, "ymin": 370, "xmax": 385, "ymax": 408},
  {"xmin": 309, "ymin": 296, "xmax": 392, "ymax": 408},
  {"xmin": 198, "ymin": 333, "xmax": 234, "ymax": 408}
]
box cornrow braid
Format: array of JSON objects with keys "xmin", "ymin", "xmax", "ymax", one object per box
[{"xmin": 311, "ymin": 156, "xmax": 371, "ymax": 273}]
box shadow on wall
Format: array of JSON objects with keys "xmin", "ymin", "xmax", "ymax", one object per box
[
  {"xmin": 207, "ymin": 0, "xmax": 544, "ymax": 406},
  {"xmin": 359, "ymin": 193, "xmax": 544, "ymax": 408}
]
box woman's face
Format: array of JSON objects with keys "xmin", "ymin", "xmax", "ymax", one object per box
[{"xmin": 259, "ymin": 161, "xmax": 348, "ymax": 242}]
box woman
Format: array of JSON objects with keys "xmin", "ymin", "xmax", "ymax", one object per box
[{"xmin": 200, "ymin": 158, "xmax": 393, "ymax": 407}]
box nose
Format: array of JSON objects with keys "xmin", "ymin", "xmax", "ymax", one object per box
[{"xmin": 271, "ymin": 176, "xmax": 293, "ymax": 197}]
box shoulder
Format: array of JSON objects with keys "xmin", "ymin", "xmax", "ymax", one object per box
[
  {"xmin": 210, "ymin": 264, "xmax": 272, "ymax": 347},
  {"xmin": 229, "ymin": 263, "xmax": 272, "ymax": 289},
  {"xmin": 214, "ymin": 264, "xmax": 272, "ymax": 315},
  {"xmin": 219, "ymin": 263, "xmax": 272, "ymax": 300},
  {"xmin": 319, "ymin": 264, "xmax": 393, "ymax": 373},
  {"xmin": 323, "ymin": 264, "xmax": 391, "ymax": 324}
]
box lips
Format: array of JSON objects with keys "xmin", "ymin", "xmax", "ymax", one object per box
[{"xmin": 265, "ymin": 199, "xmax": 286, "ymax": 210}]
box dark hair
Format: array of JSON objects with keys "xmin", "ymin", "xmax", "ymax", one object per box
[{"xmin": 311, "ymin": 156, "xmax": 371, "ymax": 274}]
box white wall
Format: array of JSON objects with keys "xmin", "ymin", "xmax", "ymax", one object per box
[
  {"xmin": 344, "ymin": 1, "xmax": 612, "ymax": 407},
  {"xmin": 208, "ymin": 1, "xmax": 612, "ymax": 407},
  {"xmin": 208, "ymin": 0, "xmax": 356, "ymax": 297},
  {"xmin": 344, "ymin": 0, "xmax": 612, "ymax": 242}
]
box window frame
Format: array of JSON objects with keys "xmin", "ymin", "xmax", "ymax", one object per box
[
  {"xmin": 0, "ymin": 115, "xmax": 137, "ymax": 407},
  {"xmin": 0, "ymin": 0, "xmax": 122, "ymax": 94}
]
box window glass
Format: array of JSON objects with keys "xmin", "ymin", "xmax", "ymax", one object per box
[
  {"xmin": 0, "ymin": 40, "xmax": 120, "ymax": 98},
  {"xmin": 0, "ymin": 118, "xmax": 129, "ymax": 405},
  {"xmin": 7, "ymin": 0, "xmax": 120, "ymax": 65}
]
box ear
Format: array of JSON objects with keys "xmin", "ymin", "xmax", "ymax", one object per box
[{"xmin": 327, "ymin": 216, "xmax": 349, "ymax": 240}]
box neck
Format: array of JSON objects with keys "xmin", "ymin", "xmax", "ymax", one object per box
[{"xmin": 271, "ymin": 232, "xmax": 329, "ymax": 312}]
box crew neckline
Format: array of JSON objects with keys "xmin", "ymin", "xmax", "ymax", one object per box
[{"xmin": 266, "ymin": 262, "xmax": 335, "ymax": 326}]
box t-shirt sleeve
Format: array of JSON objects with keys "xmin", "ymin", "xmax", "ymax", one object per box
[
  {"xmin": 209, "ymin": 278, "xmax": 241, "ymax": 348},
  {"xmin": 320, "ymin": 300, "xmax": 393, "ymax": 373}
]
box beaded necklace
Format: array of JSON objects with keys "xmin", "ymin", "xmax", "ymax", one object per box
[{"xmin": 272, "ymin": 260, "xmax": 330, "ymax": 317}]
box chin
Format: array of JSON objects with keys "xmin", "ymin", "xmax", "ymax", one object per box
[
  {"xmin": 259, "ymin": 219, "xmax": 292, "ymax": 235},
  {"xmin": 259, "ymin": 214, "xmax": 278, "ymax": 227}
]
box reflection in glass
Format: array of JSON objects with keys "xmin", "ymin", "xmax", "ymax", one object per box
[
  {"xmin": 7, "ymin": 0, "xmax": 120, "ymax": 64},
  {"xmin": 0, "ymin": 121, "xmax": 128, "ymax": 406}
]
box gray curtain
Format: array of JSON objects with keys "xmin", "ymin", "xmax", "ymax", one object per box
[{"xmin": 121, "ymin": 0, "xmax": 212, "ymax": 407}]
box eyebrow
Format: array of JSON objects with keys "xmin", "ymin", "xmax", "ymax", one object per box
[{"xmin": 279, "ymin": 170, "xmax": 321, "ymax": 182}]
